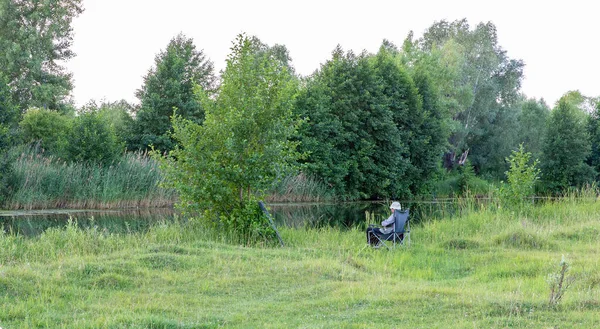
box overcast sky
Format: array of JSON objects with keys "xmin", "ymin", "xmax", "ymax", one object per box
[{"xmin": 65, "ymin": 0, "xmax": 599, "ymax": 108}]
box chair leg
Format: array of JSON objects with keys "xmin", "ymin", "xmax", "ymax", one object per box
[{"xmin": 372, "ymin": 234, "xmax": 390, "ymax": 250}]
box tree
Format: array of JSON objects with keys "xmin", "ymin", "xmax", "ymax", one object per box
[
  {"xmin": 517, "ymin": 98, "xmax": 550, "ymax": 161},
  {"xmin": 586, "ymin": 99, "xmax": 600, "ymax": 175},
  {"xmin": 295, "ymin": 47, "xmax": 409, "ymax": 199},
  {"xmin": 65, "ymin": 110, "xmax": 122, "ymax": 164},
  {"xmin": 81, "ymin": 99, "xmax": 134, "ymax": 146},
  {"xmin": 541, "ymin": 98, "xmax": 594, "ymax": 193},
  {"xmin": 19, "ymin": 107, "xmax": 71, "ymax": 154},
  {"xmin": 408, "ymin": 69, "xmax": 450, "ymax": 194},
  {"xmin": 129, "ymin": 33, "xmax": 215, "ymax": 152},
  {"xmin": 0, "ymin": 73, "xmax": 19, "ymax": 201},
  {"xmin": 561, "ymin": 90, "xmax": 597, "ymax": 114},
  {"xmin": 0, "ymin": 73, "xmax": 18, "ymax": 151},
  {"xmin": 295, "ymin": 44, "xmax": 446, "ymax": 199},
  {"xmin": 0, "ymin": 0, "xmax": 83, "ymax": 111},
  {"xmin": 468, "ymin": 100, "xmax": 521, "ymax": 178},
  {"xmin": 371, "ymin": 46, "xmax": 443, "ymax": 197},
  {"xmin": 156, "ymin": 34, "xmax": 301, "ymax": 241},
  {"xmin": 404, "ymin": 19, "xmax": 524, "ymax": 175}
]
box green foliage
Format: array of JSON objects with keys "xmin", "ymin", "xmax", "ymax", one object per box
[
  {"xmin": 64, "ymin": 111, "xmax": 123, "ymax": 164},
  {"xmin": 0, "ymin": 73, "xmax": 18, "ymax": 151},
  {"xmin": 409, "ymin": 69, "xmax": 451, "ymax": 194},
  {"xmin": 457, "ymin": 160, "xmax": 476, "ymax": 196},
  {"xmin": 295, "ymin": 44, "xmax": 445, "ymax": 200},
  {"xmin": 0, "ymin": 0, "xmax": 83, "ymax": 111},
  {"xmin": 586, "ymin": 101, "xmax": 600, "ymax": 173},
  {"xmin": 469, "ymin": 101, "xmax": 522, "ymax": 178},
  {"xmin": 517, "ymin": 98, "xmax": 550, "ymax": 161},
  {"xmin": 499, "ymin": 144, "xmax": 540, "ymax": 209},
  {"xmin": 561, "ymin": 90, "xmax": 598, "ymax": 113},
  {"xmin": 219, "ymin": 200, "xmax": 277, "ymax": 246},
  {"xmin": 371, "ymin": 46, "xmax": 432, "ymax": 197},
  {"xmin": 80, "ymin": 99, "xmax": 134, "ymax": 145},
  {"xmin": 433, "ymin": 169, "xmax": 493, "ymax": 197},
  {"xmin": 129, "ymin": 33, "xmax": 215, "ymax": 152},
  {"xmin": 406, "ymin": 19, "xmax": 524, "ymax": 175},
  {"xmin": 541, "ymin": 98, "xmax": 595, "ymax": 193},
  {"xmin": 156, "ymin": 34, "xmax": 301, "ymax": 241},
  {"xmin": 19, "ymin": 106, "xmax": 125, "ymax": 165},
  {"xmin": 19, "ymin": 107, "xmax": 71, "ymax": 154}
]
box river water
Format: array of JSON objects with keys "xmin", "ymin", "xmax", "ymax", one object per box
[{"xmin": 0, "ymin": 200, "xmax": 464, "ymax": 236}]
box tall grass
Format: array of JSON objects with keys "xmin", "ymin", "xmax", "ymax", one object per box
[
  {"xmin": 4, "ymin": 150, "xmax": 176, "ymax": 210},
  {"xmin": 265, "ymin": 172, "xmax": 334, "ymax": 202},
  {"xmin": 433, "ymin": 171, "xmax": 497, "ymax": 198}
]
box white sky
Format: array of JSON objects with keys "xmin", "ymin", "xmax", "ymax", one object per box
[{"xmin": 65, "ymin": 0, "xmax": 600, "ymax": 108}]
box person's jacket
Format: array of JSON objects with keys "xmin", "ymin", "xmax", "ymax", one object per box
[{"xmin": 380, "ymin": 212, "xmax": 396, "ymax": 234}]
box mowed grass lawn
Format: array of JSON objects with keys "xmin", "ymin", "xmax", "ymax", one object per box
[{"xmin": 1, "ymin": 200, "xmax": 599, "ymax": 328}]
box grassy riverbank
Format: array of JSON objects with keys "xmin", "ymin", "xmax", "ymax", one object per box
[{"xmin": 1, "ymin": 199, "xmax": 599, "ymax": 328}]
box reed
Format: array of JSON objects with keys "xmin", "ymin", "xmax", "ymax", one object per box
[
  {"xmin": 3, "ymin": 150, "xmax": 176, "ymax": 210},
  {"xmin": 265, "ymin": 172, "xmax": 334, "ymax": 203}
]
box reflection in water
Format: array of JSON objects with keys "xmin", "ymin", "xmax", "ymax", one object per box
[
  {"xmin": 269, "ymin": 200, "xmax": 469, "ymax": 229},
  {"xmin": 0, "ymin": 208, "xmax": 178, "ymax": 236},
  {"xmin": 1, "ymin": 200, "xmax": 472, "ymax": 236},
  {"xmin": 269, "ymin": 202, "xmax": 387, "ymax": 229}
]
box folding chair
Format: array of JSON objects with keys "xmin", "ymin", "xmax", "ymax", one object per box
[{"xmin": 370, "ymin": 209, "xmax": 410, "ymax": 249}]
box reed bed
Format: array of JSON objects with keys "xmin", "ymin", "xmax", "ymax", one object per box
[
  {"xmin": 4, "ymin": 151, "xmax": 176, "ymax": 210},
  {"xmin": 265, "ymin": 172, "xmax": 334, "ymax": 203}
]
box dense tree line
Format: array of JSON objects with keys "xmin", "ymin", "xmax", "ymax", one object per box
[{"xmin": 1, "ymin": 0, "xmax": 600, "ymax": 208}]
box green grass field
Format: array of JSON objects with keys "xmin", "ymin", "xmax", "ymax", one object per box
[{"xmin": 1, "ymin": 199, "xmax": 599, "ymax": 328}]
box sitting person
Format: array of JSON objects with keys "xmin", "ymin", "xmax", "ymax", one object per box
[{"xmin": 366, "ymin": 201, "xmax": 401, "ymax": 247}]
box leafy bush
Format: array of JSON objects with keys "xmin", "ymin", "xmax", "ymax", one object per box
[
  {"xmin": 433, "ymin": 166, "xmax": 494, "ymax": 198},
  {"xmin": 218, "ymin": 200, "xmax": 277, "ymax": 246},
  {"xmin": 80, "ymin": 99, "xmax": 134, "ymax": 146},
  {"xmin": 19, "ymin": 107, "xmax": 71, "ymax": 155},
  {"xmin": 457, "ymin": 160, "xmax": 476, "ymax": 196},
  {"xmin": 65, "ymin": 111, "xmax": 123, "ymax": 164},
  {"xmin": 499, "ymin": 144, "xmax": 540, "ymax": 209}
]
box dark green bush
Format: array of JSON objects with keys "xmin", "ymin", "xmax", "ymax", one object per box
[{"xmin": 65, "ymin": 111, "xmax": 123, "ymax": 164}]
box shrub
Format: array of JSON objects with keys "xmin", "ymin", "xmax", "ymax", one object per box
[
  {"xmin": 65, "ymin": 111, "xmax": 123, "ymax": 164},
  {"xmin": 548, "ymin": 255, "xmax": 575, "ymax": 306},
  {"xmin": 499, "ymin": 144, "xmax": 540, "ymax": 209},
  {"xmin": 19, "ymin": 107, "xmax": 71, "ymax": 155}
]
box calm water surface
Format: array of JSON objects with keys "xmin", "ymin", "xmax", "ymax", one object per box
[
  {"xmin": 268, "ymin": 200, "xmax": 463, "ymax": 228},
  {"xmin": 0, "ymin": 208, "xmax": 179, "ymax": 236},
  {"xmin": 1, "ymin": 200, "xmax": 465, "ymax": 236}
]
